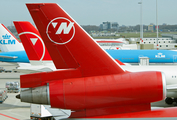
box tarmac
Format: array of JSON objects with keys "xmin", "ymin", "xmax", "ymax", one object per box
[
  {"xmin": 0, "ymin": 62, "xmax": 30, "ymax": 120},
  {"xmin": 0, "ymin": 62, "xmax": 176, "ymax": 120}
]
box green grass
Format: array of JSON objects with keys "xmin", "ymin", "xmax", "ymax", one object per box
[{"xmin": 93, "ymin": 32, "xmax": 177, "ymax": 39}]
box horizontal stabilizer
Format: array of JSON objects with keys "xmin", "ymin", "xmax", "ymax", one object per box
[
  {"xmin": 167, "ymin": 84, "xmax": 177, "ymax": 91},
  {"xmin": 0, "ymin": 55, "xmax": 17, "ymax": 59}
]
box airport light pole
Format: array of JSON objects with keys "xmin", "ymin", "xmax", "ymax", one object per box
[
  {"xmin": 138, "ymin": 0, "xmax": 143, "ymax": 43},
  {"xmin": 156, "ymin": 0, "xmax": 159, "ymax": 50}
]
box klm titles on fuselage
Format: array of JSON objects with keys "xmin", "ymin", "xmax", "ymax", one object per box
[{"xmin": 0, "ymin": 34, "xmax": 15, "ymax": 44}]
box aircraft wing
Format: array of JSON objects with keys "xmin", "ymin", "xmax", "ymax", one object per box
[
  {"xmin": 167, "ymin": 84, "xmax": 177, "ymax": 91},
  {"xmin": 14, "ymin": 66, "xmax": 55, "ymax": 74},
  {"xmin": 43, "ymin": 105, "xmax": 71, "ymax": 120},
  {"xmin": 0, "ymin": 55, "xmax": 18, "ymax": 59}
]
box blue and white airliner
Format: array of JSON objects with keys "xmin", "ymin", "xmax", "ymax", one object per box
[
  {"xmin": 1, "ymin": 23, "xmax": 177, "ymax": 64},
  {"xmin": 107, "ymin": 49, "xmax": 177, "ymax": 63},
  {"xmin": 0, "ymin": 23, "xmax": 29, "ymax": 63}
]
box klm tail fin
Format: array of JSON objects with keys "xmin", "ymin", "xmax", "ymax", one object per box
[
  {"xmin": 0, "ymin": 23, "xmax": 24, "ymax": 52},
  {"xmin": 26, "ymin": 3, "xmax": 124, "ymax": 77},
  {"xmin": 13, "ymin": 21, "xmax": 52, "ymax": 65}
]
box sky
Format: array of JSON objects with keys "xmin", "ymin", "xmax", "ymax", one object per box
[{"xmin": 0, "ymin": 0, "xmax": 177, "ymax": 27}]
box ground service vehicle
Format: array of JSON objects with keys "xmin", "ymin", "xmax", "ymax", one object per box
[
  {"xmin": 0, "ymin": 88, "xmax": 7, "ymax": 103},
  {"xmin": 6, "ymin": 82, "xmax": 20, "ymax": 93}
]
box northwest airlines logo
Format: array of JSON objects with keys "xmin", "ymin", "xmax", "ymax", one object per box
[
  {"xmin": 0, "ymin": 34, "xmax": 15, "ymax": 44},
  {"xmin": 19, "ymin": 32, "xmax": 46, "ymax": 61},
  {"xmin": 46, "ymin": 17, "xmax": 75, "ymax": 45}
]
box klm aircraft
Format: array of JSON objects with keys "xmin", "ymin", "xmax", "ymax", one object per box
[
  {"xmin": 1, "ymin": 23, "xmax": 177, "ymax": 64},
  {"xmin": 0, "ymin": 23, "xmax": 29, "ymax": 63},
  {"xmin": 107, "ymin": 50, "xmax": 177, "ymax": 63},
  {"xmin": 0, "ymin": 50, "xmax": 28, "ymax": 63}
]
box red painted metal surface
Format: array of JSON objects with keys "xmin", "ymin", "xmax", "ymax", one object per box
[
  {"xmin": 22, "ymin": 3, "xmax": 176, "ymax": 118},
  {"xmin": 14, "ymin": 21, "xmax": 52, "ymax": 61},
  {"xmin": 115, "ymin": 59, "xmax": 125, "ymax": 65},
  {"xmin": 26, "ymin": 3, "xmax": 125, "ymax": 77},
  {"xmin": 48, "ymin": 71, "xmax": 164, "ymax": 117},
  {"xmin": 20, "ymin": 68, "xmax": 82, "ymax": 88},
  {"xmin": 87, "ymin": 107, "xmax": 177, "ymax": 118}
]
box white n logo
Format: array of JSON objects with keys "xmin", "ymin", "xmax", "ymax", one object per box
[
  {"xmin": 47, "ymin": 17, "xmax": 75, "ymax": 45},
  {"xmin": 53, "ymin": 22, "xmax": 74, "ymax": 34}
]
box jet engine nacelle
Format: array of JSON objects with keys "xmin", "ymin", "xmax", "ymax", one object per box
[{"xmin": 18, "ymin": 71, "xmax": 166, "ymax": 110}]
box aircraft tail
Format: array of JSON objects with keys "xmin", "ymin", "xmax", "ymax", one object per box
[
  {"xmin": 13, "ymin": 21, "xmax": 52, "ymax": 65},
  {"xmin": 0, "ymin": 23, "xmax": 24, "ymax": 52},
  {"xmin": 26, "ymin": 3, "xmax": 125, "ymax": 77},
  {"xmin": 17, "ymin": 3, "xmax": 166, "ymax": 118}
]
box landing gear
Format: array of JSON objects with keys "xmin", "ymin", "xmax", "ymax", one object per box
[
  {"xmin": 174, "ymin": 98, "xmax": 177, "ymax": 103},
  {"xmin": 174, "ymin": 98, "xmax": 177, "ymax": 106},
  {"xmin": 165, "ymin": 97, "xmax": 173, "ymax": 105}
]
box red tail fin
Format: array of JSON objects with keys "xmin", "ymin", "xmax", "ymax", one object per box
[
  {"xmin": 13, "ymin": 21, "xmax": 52, "ymax": 62},
  {"xmin": 26, "ymin": 3, "xmax": 124, "ymax": 77}
]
